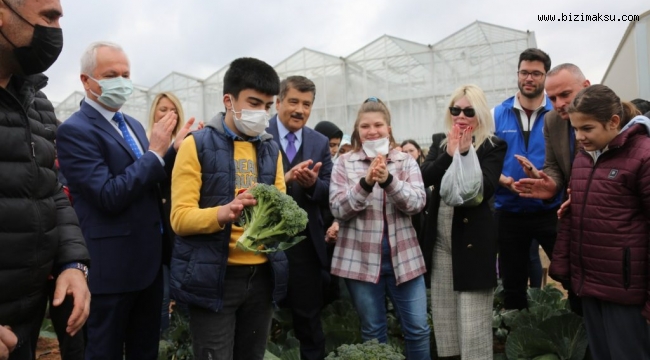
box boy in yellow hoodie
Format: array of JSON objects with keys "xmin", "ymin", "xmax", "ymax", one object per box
[{"xmin": 169, "ymin": 57, "xmax": 286, "ymax": 360}]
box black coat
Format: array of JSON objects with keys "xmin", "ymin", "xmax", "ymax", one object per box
[
  {"xmin": 420, "ymin": 133, "xmax": 506, "ymax": 291},
  {"xmin": 0, "ymin": 74, "xmax": 89, "ymax": 329}
]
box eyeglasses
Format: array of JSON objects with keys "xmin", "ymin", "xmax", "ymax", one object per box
[
  {"xmin": 517, "ymin": 70, "xmax": 545, "ymax": 80},
  {"xmin": 364, "ymin": 97, "xmax": 380, "ymax": 103},
  {"xmin": 449, "ymin": 107, "xmax": 475, "ymax": 117}
]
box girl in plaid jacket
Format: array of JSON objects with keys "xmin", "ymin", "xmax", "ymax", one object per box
[{"xmin": 329, "ymin": 98, "xmax": 430, "ymax": 360}]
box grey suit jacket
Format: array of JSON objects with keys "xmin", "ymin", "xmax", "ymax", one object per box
[{"xmin": 543, "ymin": 110, "xmax": 574, "ymax": 194}]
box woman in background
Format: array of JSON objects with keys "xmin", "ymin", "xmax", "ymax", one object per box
[
  {"xmin": 420, "ymin": 84, "xmax": 506, "ymax": 359},
  {"xmin": 401, "ymin": 139, "xmax": 425, "ymax": 165},
  {"xmin": 337, "ymin": 139, "xmax": 353, "ymax": 158},
  {"xmin": 147, "ymin": 92, "xmax": 186, "ymax": 139},
  {"xmin": 401, "ymin": 139, "xmax": 430, "ymax": 283},
  {"xmin": 147, "ymin": 92, "xmax": 200, "ymax": 333}
]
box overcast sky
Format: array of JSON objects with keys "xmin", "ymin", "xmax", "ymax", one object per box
[{"xmin": 43, "ymin": 0, "xmax": 648, "ymax": 104}]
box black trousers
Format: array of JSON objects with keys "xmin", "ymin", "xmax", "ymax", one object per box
[
  {"xmin": 284, "ymin": 239, "xmax": 326, "ymax": 360},
  {"xmin": 84, "ymin": 269, "xmax": 163, "ymax": 360},
  {"xmin": 189, "ymin": 264, "xmax": 273, "ymax": 360},
  {"xmin": 582, "ymin": 297, "xmax": 650, "ymax": 360},
  {"xmin": 8, "ymin": 296, "xmax": 46, "ymax": 360},
  {"xmin": 497, "ymin": 209, "xmax": 558, "ymax": 310},
  {"xmin": 47, "ymin": 278, "xmax": 85, "ymax": 360}
]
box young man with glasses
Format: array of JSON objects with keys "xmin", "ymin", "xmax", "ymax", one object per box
[{"xmin": 491, "ymin": 48, "xmax": 561, "ymax": 310}]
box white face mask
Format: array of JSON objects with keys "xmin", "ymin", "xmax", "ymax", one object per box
[
  {"xmin": 362, "ymin": 137, "xmax": 390, "ymax": 158},
  {"xmin": 229, "ymin": 95, "xmax": 270, "ymax": 137},
  {"xmin": 88, "ymin": 76, "xmax": 133, "ymax": 109}
]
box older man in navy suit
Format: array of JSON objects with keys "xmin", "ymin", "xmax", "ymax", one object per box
[
  {"xmin": 56, "ymin": 41, "xmax": 194, "ymax": 360},
  {"xmin": 267, "ymin": 76, "xmax": 332, "ymax": 360}
]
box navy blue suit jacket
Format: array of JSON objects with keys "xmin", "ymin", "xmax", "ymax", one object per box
[
  {"xmin": 267, "ymin": 116, "xmax": 332, "ymax": 267},
  {"xmin": 57, "ymin": 101, "xmax": 175, "ymax": 294}
]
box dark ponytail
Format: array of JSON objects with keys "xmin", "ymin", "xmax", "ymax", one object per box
[
  {"xmin": 620, "ymin": 101, "xmax": 641, "ymax": 128},
  {"xmin": 569, "ymin": 84, "xmax": 640, "ymax": 128}
]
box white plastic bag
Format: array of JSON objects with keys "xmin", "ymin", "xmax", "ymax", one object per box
[{"xmin": 440, "ymin": 144, "xmax": 483, "ymax": 207}]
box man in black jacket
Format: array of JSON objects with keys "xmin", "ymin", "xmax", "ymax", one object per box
[{"xmin": 0, "ymin": 0, "xmax": 90, "ymax": 359}]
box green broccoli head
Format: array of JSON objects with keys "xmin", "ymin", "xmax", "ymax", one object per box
[
  {"xmin": 236, "ymin": 184, "xmax": 308, "ymax": 253},
  {"xmin": 325, "ymin": 339, "xmax": 405, "ymax": 360}
]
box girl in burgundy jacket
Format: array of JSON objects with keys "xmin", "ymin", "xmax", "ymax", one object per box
[{"xmin": 550, "ymin": 84, "xmax": 649, "ymax": 360}]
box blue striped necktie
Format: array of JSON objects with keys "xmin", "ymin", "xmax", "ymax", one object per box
[{"xmin": 113, "ymin": 112, "xmax": 142, "ymax": 158}]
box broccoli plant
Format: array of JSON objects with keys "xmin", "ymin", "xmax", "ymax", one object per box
[
  {"xmin": 236, "ymin": 183, "xmax": 308, "ymax": 253},
  {"xmin": 325, "ymin": 339, "xmax": 405, "ymax": 360}
]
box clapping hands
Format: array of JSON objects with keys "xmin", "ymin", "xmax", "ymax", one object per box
[
  {"xmin": 446, "ymin": 124, "xmax": 473, "ymax": 156},
  {"xmin": 285, "ymin": 160, "xmax": 323, "ymax": 188},
  {"xmin": 365, "ymin": 154, "xmax": 390, "ymax": 186}
]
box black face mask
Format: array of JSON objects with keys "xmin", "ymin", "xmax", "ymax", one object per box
[{"xmin": 0, "ymin": 1, "xmax": 63, "ymax": 75}]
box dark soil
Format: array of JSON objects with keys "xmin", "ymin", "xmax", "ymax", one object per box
[{"xmin": 36, "ymin": 337, "xmax": 61, "ymax": 360}]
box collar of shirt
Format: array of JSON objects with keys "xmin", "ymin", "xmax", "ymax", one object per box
[
  {"xmin": 348, "ymin": 148, "xmax": 402, "ymax": 162},
  {"xmin": 85, "ymin": 97, "xmax": 118, "ymax": 122},
  {"xmin": 222, "ymin": 117, "xmax": 260, "ymax": 142},
  {"xmin": 513, "ymin": 92, "xmax": 547, "ymax": 112},
  {"xmin": 513, "ymin": 92, "xmax": 547, "ymax": 131},
  {"xmin": 276, "ymin": 116, "xmax": 303, "ymax": 151},
  {"xmin": 84, "ymin": 97, "xmax": 152, "ymax": 161}
]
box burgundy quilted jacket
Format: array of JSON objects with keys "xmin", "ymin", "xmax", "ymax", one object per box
[{"xmin": 550, "ymin": 124, "xmax": 650, "ymax": 319}]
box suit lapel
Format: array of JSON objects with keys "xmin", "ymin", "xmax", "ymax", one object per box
[
  {"xmin": 81, "ymin": 102, "xmax": 139, "ymax": 161},
  {"xmin": 270, "ymin": 115, "xmax": 315, "ymax": 162},
  {"xmin": 125, "ymin": 115, "xmax": 150, "ymax": 151},
  {"xmin": 549, "ymin": 113, "xmax": 572, "ymax": 180},
  {"xmin": 557, "ymin": 117, "xmax": 571, "ymax": 177},
  {"xmin": 268, "ymin": 116, "xmax": 280, "ymax": 143},
  {"xmin": 267, "ymin": 117, "xmax": 289, "ymax": 171},
  {"xmin": 301, "ymin": 127, "xmax": 314, "ymax": 162}
]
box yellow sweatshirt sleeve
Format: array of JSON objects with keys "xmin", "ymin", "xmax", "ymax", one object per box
[
  {"xmin": 171, "ymin": 135, "xmax": 224, "ymax": 236},
  {"xmin": 275, "ymin": 151, "xmax": 286, "ymax": 193}
]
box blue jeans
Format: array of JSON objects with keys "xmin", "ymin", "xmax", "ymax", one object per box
[{"xmin": 345, "ymin": 236, "xmax": 430, "ymax": 360}]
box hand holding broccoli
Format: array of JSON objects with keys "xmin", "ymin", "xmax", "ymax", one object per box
[
  {"xmin": 236, "ymin": 183, "xmax": 308, "ymax": 253},
  {"xmin": 217, "ymin": 190, "xmax": 257, "ymax": 225}
]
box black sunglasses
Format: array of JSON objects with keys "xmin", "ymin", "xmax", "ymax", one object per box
[{"xmin": 449, "ymin": 107, "xmax": 475, "ymax": 117}]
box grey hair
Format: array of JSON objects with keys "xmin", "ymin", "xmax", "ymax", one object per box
[
  {"xmin": 547, "ymin": 63, "xmax": 586, "ymax": 81},
  {"xmin": 80, "ymin": 41, "xmax": 125, "ymax": 75}
]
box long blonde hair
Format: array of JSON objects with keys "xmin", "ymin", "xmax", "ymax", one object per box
[
  {"xmin": 442, "ymin": 84, "xmax": 494, "ymax": 149},
  {"xmin": 147, "ymin": 92, "xmax": 185, "ymax": 139}
]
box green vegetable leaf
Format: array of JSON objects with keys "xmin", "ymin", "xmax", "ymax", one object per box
[
  {"xmin": 506, "ymin": 326, "xmax": 557, "ymax": 359},
  {"xmin": 537, "ymin": 313, "xmax": 588, "ymax": 360}
]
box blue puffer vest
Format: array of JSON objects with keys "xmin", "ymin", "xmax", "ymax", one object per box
[
  {"xmin": 169, "ymin": 114, "xmax": 288, "ymax": 312},
  {"xmin": 493, "ymin": 96, "xmax": 561, "ymax": 212}
]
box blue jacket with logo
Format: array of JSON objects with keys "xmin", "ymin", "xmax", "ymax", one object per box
[
  {"xmin": 169, "ymin": 113, "xmax": 288, "ymax": 312},
  {"xmin": 493, "ymin": 95, "xmax": 561, "ymax": 212}
]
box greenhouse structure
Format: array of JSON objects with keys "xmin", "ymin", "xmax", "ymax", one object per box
[
  {"xmin": 55, "ymin": 20, "xmax": 536, "ymax": 147},
  {"xmin": 602, "ymin": 9, "xmax": 650, "ymax": 102}
]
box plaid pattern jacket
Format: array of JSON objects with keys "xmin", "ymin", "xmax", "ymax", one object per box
[{"xmin": 329, "ymin": 149, "xmax": 426, "ymax": 284}]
